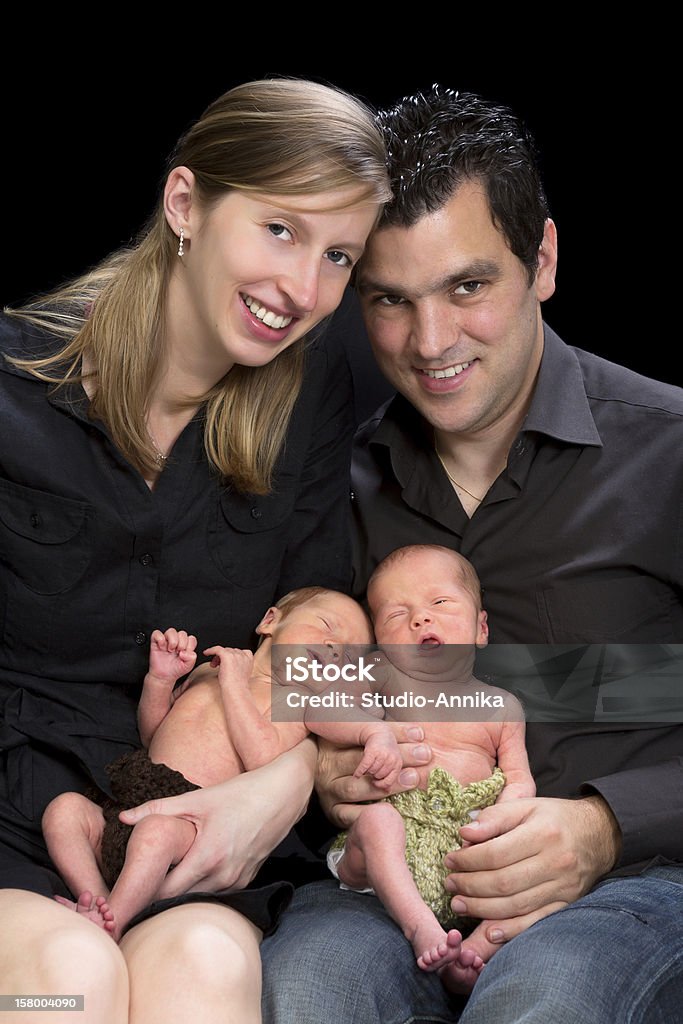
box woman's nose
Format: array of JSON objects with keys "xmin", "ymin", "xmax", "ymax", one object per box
[{"xmin": 279, "ymin": 254, "xmax": 320, "ymax": 313}]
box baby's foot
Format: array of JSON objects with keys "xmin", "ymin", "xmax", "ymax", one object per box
[
  {"xmin": 417, "ymin": 928, "xmax": 468, "ymax": 972},
  {"xmin": 54, "ymin": 891, "xmax": 117, "ymax": 936},
  {"xmin": 436, "ymin": 941, "xmax": 485, "ymax": 995}
]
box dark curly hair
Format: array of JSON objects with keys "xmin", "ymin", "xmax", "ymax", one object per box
[{"xmin": 376, "ymin": 85, "xmax": 550, "ymax": 285}]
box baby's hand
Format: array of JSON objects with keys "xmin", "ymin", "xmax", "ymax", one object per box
[
  {"xmin": 204, "ymin": 646, "xmax": 254, "ymax": 685},
  {"xmin": 354, "ymin": 730, "xmax": 403, "ymax": 790},
  {"xmin": 148, "ymin": 629, "xmax": 198, "ymax": 685}
]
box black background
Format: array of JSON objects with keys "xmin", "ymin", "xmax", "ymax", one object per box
[{"xmin": 2, "ymin": 35, "xmax": 673, "ymax": 420}]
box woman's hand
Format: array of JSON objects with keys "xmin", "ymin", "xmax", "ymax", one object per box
[
  {"xmin": 119, "ymin": 739, "xmax": 317, "ymax": 897},
  {"xmin": 315, "ymin": 727, "xmax": 433, "ymax": 829}
]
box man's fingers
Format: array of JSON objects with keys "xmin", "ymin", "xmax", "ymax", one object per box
[
  {"xmin": 444, "ymin": 801, "xmax": 537, "ymax": 872},
  {"xmin": 330, "ymin": 801, "xmax": 366, "ymax": 830},
  {"xmin": 448, "ymin": 878, "xmax": 568, "ymax": 921},
  {"xmin": 463, "ymin": 902, "xmax": 569, "ymax": 963}
]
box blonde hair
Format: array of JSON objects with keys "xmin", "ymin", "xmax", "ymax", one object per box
[{"xmin": 5, "ymin": 79, "xmax": 390, "ymax": 492}]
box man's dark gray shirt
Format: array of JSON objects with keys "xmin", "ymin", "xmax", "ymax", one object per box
[{"xmin": 351, "ymin": 325, "xmax": 683, "ymax": 871}]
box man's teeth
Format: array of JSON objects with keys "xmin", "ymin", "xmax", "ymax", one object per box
[
  {"xmin": 423, "ymin": 361, "xmax": 472, "ymax": 379},
  {"xmin": 243, "ymin": 295, "xmax": 293, "ymax": 329}
]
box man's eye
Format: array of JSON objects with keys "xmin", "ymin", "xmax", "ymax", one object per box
[
  {"xmin": 267, "ymin": 223, "xmax": 293, "ymax": 241},
  {"xmin": 378, "ymin": 295, "xmax": 405, "ymax": 306},
  {"xmin": 453, "ymin": 281, "xmax": 483, "ymax": 296},
  {"xmin": 325, "ymin": 250, "xmax": 352, "ymax": 268}
]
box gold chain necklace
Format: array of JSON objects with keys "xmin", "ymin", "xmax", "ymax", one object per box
[
  {"xmin": 147, "ymin": 427, "xmax": 168, "ymax": 468},
  {"xmin": 434, "ymin": 447, "xmax": 484, "ymax": 503}
]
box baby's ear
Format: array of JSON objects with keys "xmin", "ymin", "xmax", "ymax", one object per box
[
  {"xmin": 256, "ymin": 606, "xmax": 282, "ymax": 637},
  {"xmin": 476, "ymin": 609, "xmax": 489, "ymax": 648}
]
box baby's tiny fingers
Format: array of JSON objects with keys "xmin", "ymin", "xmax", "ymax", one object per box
[{"xmin": 165, "ymin": 628, "xmax": 180, "ymax": 651}]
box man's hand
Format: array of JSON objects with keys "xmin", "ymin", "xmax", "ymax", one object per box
[
  {"xmin": 444, "ymin": 795, "xmax": 622, "ymax": 963},
  {"xmin": 315, "ymin": 727, "xmax": 432, "ymax": 829}
]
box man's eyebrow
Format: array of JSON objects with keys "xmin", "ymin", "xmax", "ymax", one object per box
[{"xmin": 357, "ymin": 259, "xmax": 501, "ymax": 298}]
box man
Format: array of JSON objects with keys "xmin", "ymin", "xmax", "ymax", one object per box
[{"xmin": 261, "ymin": 86, "xmax": 683, "ymax": 1023}]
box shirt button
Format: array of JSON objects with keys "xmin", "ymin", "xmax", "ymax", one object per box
[
  {"xmin": 30, "ymin": 513, "xmax": 41, "ymax": 528},
  {"xmin": 250, "ymin": 506, "xmax": 263, "ymax": 520},
  {"xmin": 135, "ymin": 631, "xmax": 148, "ymax": 646},
  {"xmin": 139, "ymin": 553, "xmax": 154, "ymax": 566}
]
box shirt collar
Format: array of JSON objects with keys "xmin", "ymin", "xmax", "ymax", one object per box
[
  {"xmin": 1, "ymin": 313, "xmax": 92, "ymax": 421},
  {"xmin": 523, "ymin": 324, "xmax": 602, "ymax": 447}
]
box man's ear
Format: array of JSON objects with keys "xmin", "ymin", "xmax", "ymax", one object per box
[
  {"xmin": 256, "ymin": 606, "xmax": 282, "ymax": 637},
  {"xmin": 163, "ymin": 166, "xmax": 196, "ymax": 244},
  {"xmin": 476, "ymin": 609, "xmax": 489, "ymax": 648},
  {"xmin": 535, "ymin": 218, "xmax": 558, "ymax": 303}
]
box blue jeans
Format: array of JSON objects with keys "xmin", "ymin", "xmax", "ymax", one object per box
[{"xmin": 261, "ymin": 866, "xmax": 683, "ymax": 1023}]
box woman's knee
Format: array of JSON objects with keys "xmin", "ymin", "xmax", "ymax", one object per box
[
  {"xmin": 0, "ymin": 891, "xmax": 126, "ymax": 992},
  {"xmin": 122, "ymin": 903, "xmax": 262, "ymax": 991}
]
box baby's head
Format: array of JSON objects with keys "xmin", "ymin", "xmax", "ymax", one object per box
[
  {"xmin": 256, "ymin": 586, "xmax": 373, "ymax": 647},
  {"xmin": 367, "ymin": 545, "xmax": 488, "ymax": 648}
]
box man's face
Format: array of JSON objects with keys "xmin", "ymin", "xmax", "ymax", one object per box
[{"xmin": 357, "ymin": 180, "xmax": 557, "ymax": 441}]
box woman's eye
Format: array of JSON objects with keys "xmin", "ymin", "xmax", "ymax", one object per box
[
  {"xmin": 267, "ymin": 223, "xmax": 293, "ymax": 241},
  {"xmin": 324, "ymin": 250, "xmax": 352, "ymax": 268}
]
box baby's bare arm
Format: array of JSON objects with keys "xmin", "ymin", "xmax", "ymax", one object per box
[
  {"xmin": 206, "ymin": 646, "xmax": 308, "ymax": 770},
  {"xmin": 139, "ymin": 629, "xmax": 198, "ymax": 746},
  {"xmin": 495, "ymin": 710, "xmax": 535, "ymax": 801},
  {"xmin": 309, "ymin": 719, "xmax": 403, "ymax": 788}
]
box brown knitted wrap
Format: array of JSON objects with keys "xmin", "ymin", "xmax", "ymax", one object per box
[{"xmin": 97, "ymin": 749, "xmax": 200, "ymax": 889}]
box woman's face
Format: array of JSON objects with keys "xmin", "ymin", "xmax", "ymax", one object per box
[{"xmin": 166, "ymin": 184, "xmax": 379, "ymax": 376}]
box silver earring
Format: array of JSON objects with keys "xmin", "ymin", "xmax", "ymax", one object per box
[{"xmin": 177, "ymin": 228, "xmax": 185, "ymax": 257}]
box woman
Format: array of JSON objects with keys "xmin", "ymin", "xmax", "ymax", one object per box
[{"xmin": 0, "ymin": 78, "xmax": 390, "ymax": 1022}]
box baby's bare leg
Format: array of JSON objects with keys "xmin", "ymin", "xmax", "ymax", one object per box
[
  {"xmin": 107, "ymin": 814, "xmax": 196, "ymax": 942},
  {"xmin": 42, "ymin": 791, "xmax": 110, "ymax": 909},
  {"xmin": 338, "ymin": 803, "xmax": 481, "ymax": 987}
]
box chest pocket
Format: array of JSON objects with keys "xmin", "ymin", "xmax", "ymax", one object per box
[
  {"xmin": 0, "ymin": 477, "xmax": 92, "ymax": 595},
  {"xmin": 209, "ymin": 485, "xmax": 297, "ymax": 587},
  {"xmin": 537, "ymin": 575, "xmax": 676, "ymax": 642}
]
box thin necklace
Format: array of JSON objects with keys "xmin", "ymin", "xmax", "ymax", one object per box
[
  {"xmin": 147, "ymin": 427, "xmax": 168, "ymax": 468},
  {"xmin": 434, "ymin": 447, "xmax": 484, "ymax": 503}
]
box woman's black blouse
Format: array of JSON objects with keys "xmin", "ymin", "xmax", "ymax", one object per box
[{"xmin": 0, "ymin": 313, "xmax": 354, "ymax": 884}]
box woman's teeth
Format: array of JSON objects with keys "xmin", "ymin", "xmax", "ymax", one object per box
[{"xmin": 243, "ymin": 294, "xmax": 293, "ymax": 329}]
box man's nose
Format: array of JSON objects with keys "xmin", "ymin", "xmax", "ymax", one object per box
[{"xmin": 412, "ymin": 303, "xmax": 461, "ymax": 361}]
